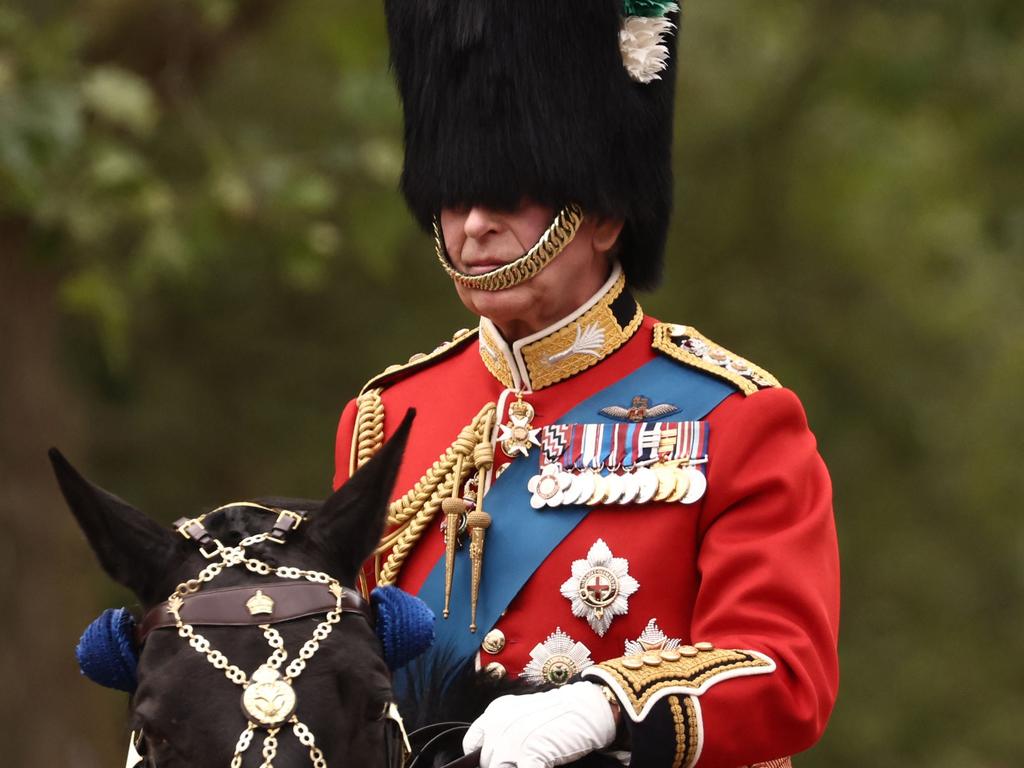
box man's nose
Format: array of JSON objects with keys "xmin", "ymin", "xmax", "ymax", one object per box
[{"xmin": 463, "ymin": 206, "xmax": 503, "ymax": 239}]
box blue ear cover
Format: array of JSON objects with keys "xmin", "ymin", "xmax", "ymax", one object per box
[
  {"xmin": 76, "ymin": 607, "xmax": 139, "ymax": 693},
  {"xmin": 370, "ymin": 586, "xmax": 435, "ymax": 670}
]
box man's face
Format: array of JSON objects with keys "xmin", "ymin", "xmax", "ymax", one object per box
[{"xmin": 439, "ymin": 201, "xmax": 622, "ymax": 341}]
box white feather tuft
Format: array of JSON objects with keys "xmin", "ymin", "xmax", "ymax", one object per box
[{"xmin": 619, "ymin": 5, "xmax": 679, "ymax": 84}]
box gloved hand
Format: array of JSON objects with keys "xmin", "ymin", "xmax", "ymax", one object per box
[{"xmin": 463, "ymin": 681, "xmax": 618, "ymax": 768}]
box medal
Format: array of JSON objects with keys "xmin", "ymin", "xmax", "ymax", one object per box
[
  {"xmin": 568, "ymin": 470, "xmax": 595, "ymax": 506},
  {"xmin": 498, "ymin": 394, "xmax": 541, "ymax": 458},
  {"xmin": 680, "ymin": 466, "xmax": 707, "ymax": 504},
  {"xmin": 602, "ymin": 471, "xmax": 624, "ymax": 504},
  {"xmin": 528, "ymin": 464, "xmax": 570, "ymax": 509},
  {"xmin": 652, "ymin": 462, "xmax": 678, "ymax": 502},
  {"xmin": 666, "ymin": 466, "xmax": 690, "ymax": 502},
  {"xmin": 634, "ymin": 465, "xmax": 659, "ymax": 503},
  {"xmin": 617, "ymin": 469, "xmax": 640, "ymax": 504},
  {"xmin": 586, "ymin": 471, "xmax": 608, "ymax": 505}
]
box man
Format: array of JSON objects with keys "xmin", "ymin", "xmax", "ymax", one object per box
[{"xmin": 333, "ymin": 2, "xmax": 839, "ymax": 767}]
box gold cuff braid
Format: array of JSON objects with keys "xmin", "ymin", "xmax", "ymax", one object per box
[
  {"xmin": 433, "ymin": 204, "xmax": 584, "ymax": 291},
  {"xmin": 583, "ymin": 646, "xmax": 774, "ymax": 722},
  {"xmin": 668, "ymin": 695, "xmax": 700, "ymax": 768}
]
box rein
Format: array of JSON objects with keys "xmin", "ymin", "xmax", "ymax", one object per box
[{"xmin": 127, "ymin": 502, "xmax": 411, "ymax": 768}]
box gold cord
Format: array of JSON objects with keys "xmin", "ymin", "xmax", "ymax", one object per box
[
  {"xmin": 375, "ymin": 402, "xmax": 496, "ymax": 586},
  {"xmin": 433, "ymin": 204, "xmax": 584, "ymax": 291},
  {"xmin": 350, "ymin": 387, "xmax": 385, "ymax": 476}
]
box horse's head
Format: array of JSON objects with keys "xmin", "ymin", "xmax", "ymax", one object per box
[{"xmin": 52, "ymin": 411, "xmax": 421, "ymax": 768}]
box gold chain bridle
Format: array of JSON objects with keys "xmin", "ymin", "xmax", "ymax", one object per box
[
  {"xmin": 149, "ymin": 502, "xmax": 407, "ymax": 768},
  {"xmin": 433, "ymin": 203, "xmax": 584, "ymax": 291}
]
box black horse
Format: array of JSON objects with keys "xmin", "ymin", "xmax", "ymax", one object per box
[
  {"xmin": 54, "ymin": 408, "xmax": 620, "ymax": 768},
  {"xmin": 52, "ymin": 414, "xmax": 417, "ymax": 768}
]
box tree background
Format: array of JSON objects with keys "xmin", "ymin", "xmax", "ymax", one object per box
[{"xmin": 1, "ymin": 1, "xmax": 1021, "ymax": 766}]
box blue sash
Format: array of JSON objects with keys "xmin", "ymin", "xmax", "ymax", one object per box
[{"xmin": 417, "ymin": 355, "xmax": 736, "ymax": 677}]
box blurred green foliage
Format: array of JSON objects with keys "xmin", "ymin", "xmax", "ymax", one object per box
[{"xmin": 1, "ymin": 1, "xmax": 1021, "ymax": 766}]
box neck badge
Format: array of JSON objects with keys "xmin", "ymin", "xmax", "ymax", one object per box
[{"xmin": 498, "ymin": 394, "xmax": 541, "ymax": 458}]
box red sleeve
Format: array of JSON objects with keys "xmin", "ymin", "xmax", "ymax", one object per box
[
  {"xmin": 691, "ymin": 387, "xmax": 840, "ymax": 766},
  {"xmin": 332, "ymin": 398, "xmax": 359, "ymax": 491}
]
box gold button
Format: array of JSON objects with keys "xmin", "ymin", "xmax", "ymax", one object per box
[
  {"xmin": 641, "ymin": 654, "xmax": 663, "ymax": 667},
  {"xmin": 481, "ymin": 629, "xmax": 506, "ymax": 655},
  {"xmin": 484, "ymin": 662, "xmax": 506, "ymax": 680},
  {"xmin": 622, "ymin": 657, "xmax": 644, "ymax": 670},
  {"xmin": 680, "ymin": 645, "xmax": 699, "ymax": 657},
  {"xmin": 659, "ymin": 649, "xmax": 682, "ymax": 662},
  {"xmin": 694, "ymin": 641, "xmax": 714, "ymax": 652}
]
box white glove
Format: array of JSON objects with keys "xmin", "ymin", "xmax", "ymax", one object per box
[{"xmin": 463, "ymin": 681, "xmax": 618, "ymax": 768}]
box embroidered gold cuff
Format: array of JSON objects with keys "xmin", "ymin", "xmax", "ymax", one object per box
[
  {"xmin": 668, "ymin": 695, "xmax": 701, "ymax": 768},
  {"xmin": 582, "ymin": 645, "xmax": 775, "ymax": 722}
]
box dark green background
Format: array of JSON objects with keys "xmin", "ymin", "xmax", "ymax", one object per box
[{"xmin": 2, "ymin": 1, "xmax": 1021, "ymax": 765}]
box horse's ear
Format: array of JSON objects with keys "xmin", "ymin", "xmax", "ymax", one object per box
[
  {"xmin": 49, "ymin": 448, "xmax": 181, "ymax": 604},
  {"xmin": 310, "ymin": 409, "xmax": 415, "ymax": 581}
]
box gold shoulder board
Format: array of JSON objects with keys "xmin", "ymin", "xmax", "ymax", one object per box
[
  {"xmin": 652, "ymin": 323, "xmax": 780, "ymax": 396},
  {"xmin": 359, "ymin": 327, "xmax": 478, "ymax": 396}
]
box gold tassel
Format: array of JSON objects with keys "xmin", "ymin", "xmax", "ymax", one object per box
[
  {"xmin": 467, "ymin": 435, "xmax": 496, "ymax": 632},
  {"xmin": 441, "ymin": 455, "xmax": 466, "ymax": 619},
  {"xmin": 466, "ymin": 509, "xmax": 492, "ymax": 633}
]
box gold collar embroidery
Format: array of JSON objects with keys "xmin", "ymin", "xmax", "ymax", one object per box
[{"xmin": 477, "ymin": 265, "xmax": 643, "ymax": 391}]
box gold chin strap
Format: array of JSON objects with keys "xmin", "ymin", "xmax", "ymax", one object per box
[{"xmin": 433, "ymin": 203, "xmax": 584, "ymax": 291}]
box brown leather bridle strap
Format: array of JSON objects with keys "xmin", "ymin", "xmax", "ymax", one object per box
[{"xmin": 137, "ymin": 581, "xmax": 371, "ymax": 644}]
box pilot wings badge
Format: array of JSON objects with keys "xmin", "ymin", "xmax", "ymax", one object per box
[{"xmin": 599, "ymin": 395, "xmax": 680, "ymax": 423}]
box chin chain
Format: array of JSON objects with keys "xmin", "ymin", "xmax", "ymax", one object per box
[{"xmin": 433, "ymin": 204, "xmax": 584, "ymax": 291}]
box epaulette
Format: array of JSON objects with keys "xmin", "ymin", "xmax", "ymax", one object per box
[
  {"xmin": 359, "ymin": 327, "xmax": 478, "ymax": 396},
  {"xmin": 652, "ymin": 323, "xmax": 780, "ymax": 396}
]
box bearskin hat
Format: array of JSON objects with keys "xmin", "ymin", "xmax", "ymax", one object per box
[{"xmin": 384, "ymin": 0, "xmax": 680, "ymax": 290}]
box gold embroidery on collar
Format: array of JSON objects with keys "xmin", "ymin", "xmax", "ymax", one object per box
[
  {"xmin": 479, "ymin": 322, "xmax": 516, "ymax": 389},
  {"xmin": 521, "ymin": 275, "xmax": 642, "ymax": 389},
  {"xmin": 476, "ymin": 272, "xmax": 643, "ymax": 391}
]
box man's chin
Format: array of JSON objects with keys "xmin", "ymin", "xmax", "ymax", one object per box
[{"xmin": 454, "ymin": 283, "xmax": 536, "ymax": 328}]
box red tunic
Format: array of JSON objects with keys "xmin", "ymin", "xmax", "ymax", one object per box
[{"xmin": 334, "ymin": 277, "xmax": 838, "ymax": 767}]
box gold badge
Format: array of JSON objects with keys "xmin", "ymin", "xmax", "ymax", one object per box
[
  {"xmin": 497, "ymin": 395, "xmax": 541, "ymax": 458},
  {"xmin": 241, "ymin": 665, "xmax": 296, "ymax": 727},
  {"xmin": 245, "ymin": 589, "xmax": 275, "ymax": 617}
]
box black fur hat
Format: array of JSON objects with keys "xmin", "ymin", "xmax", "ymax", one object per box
[{"xmin": 384, "ymin": 0, "xmax": 680, "ymax": 290}]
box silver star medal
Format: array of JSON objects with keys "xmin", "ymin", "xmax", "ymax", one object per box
[
  {"xmin": 560, "ymin": 538, "xmax": 639, "ymax": 636},
  {"xmin": 498, "ymin": 396, "xmax": 541, "ymax": 458},
  {"xmin": 520, "ymin": 627, "xmax": 595, "ymax": 687},
  {"xmin": 624, "ymin": 618, "xmax": 682, "ymax": 656}
]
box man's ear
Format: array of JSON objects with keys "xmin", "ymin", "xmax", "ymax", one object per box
[
  {"xmin": 49, "ymin": 448, "xmax": 182, "ymax": 605},
  {"xmin": 307, "ymin": 409, "xmax": 415, "ymax": 583},
  {"xmin": 592, "ymin": 214, "xmax": 625, "ymax": 255}
]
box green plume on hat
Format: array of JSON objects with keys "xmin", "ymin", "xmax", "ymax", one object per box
[{"xmin": 623, "ymin": 0, "xmax": 676, "ymax": 17}]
